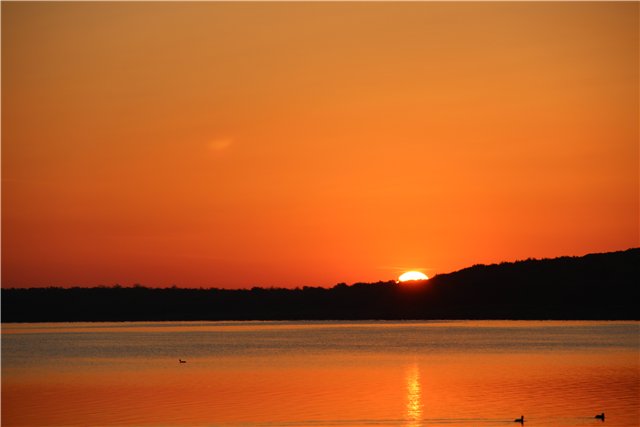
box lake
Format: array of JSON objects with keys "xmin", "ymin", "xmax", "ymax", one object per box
[{"xmin": 2, "ymin": 321, "xmax": 638, "ymax": 426}]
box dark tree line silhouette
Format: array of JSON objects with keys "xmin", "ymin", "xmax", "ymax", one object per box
[{"xmin": 2, "ymin": 248, "xmax": 638, "ymax": 322}]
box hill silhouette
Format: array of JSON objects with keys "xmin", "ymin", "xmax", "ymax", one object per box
[{"xmin": 2, "ymin": 248, "xmax": 638, "ymax": 322}]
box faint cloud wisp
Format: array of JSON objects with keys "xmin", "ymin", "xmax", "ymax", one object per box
[{"xmin": 208, "ymin": 138, "xmax": 233, "ymax": 153}]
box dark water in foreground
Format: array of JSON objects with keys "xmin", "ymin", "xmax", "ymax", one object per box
[{"xmin": 2, "ymin": 321, "xmax": 639, "ymax": 426}]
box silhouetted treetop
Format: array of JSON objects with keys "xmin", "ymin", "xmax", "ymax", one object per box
[{"xmin": 2, "ymin": 248, "xmax": 638, "ymax": 322}]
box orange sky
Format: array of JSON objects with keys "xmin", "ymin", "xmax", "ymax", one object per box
[{"xmin": 2, "ymin": 2, "xmax": 638, "ymax": 288}]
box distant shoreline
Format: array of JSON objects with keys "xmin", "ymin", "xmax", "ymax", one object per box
[
  {"xmin": 3, "ymin": 319, "xmax": 639, "ymax": 326},
  {"xmin": 2, "ymin": 248, "xmax": 638, "ymax": 322}
]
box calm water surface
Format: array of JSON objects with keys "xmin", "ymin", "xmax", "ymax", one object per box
[{"xmin": 2, "ymin": 321, "xmax": 638, "ymax": 426}]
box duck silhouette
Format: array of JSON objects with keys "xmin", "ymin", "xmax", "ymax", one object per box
[
  {"xmin": 514, "ymin": 415, "xmax": 524, "ymax": 424},
  {"xmin": 595, "ymin": 412, "xmax": 605, "ymax": 421},
  {"xmin": 179, "ymin": 359, "xmax": 186, "ymax": 364}
]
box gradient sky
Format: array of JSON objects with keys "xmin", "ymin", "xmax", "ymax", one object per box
[{"xmin": 2, "ymin": 2, "xmax": 638, "ymax": 288}]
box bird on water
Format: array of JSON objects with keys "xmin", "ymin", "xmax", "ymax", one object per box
[
  {"xmin": 514, "ymin": 415, "xmax": 524, "ymax": 424},
  {"xmin": 179, "ymin": 359, "xmax": 186, "ymax": 363},
  {"xmin": 595, "ymin": 412, "xmax": 605, "ymax": 421}
]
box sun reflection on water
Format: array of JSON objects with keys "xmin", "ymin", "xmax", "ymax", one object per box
[{"xmin": 406, "ymin": 363, "xmax": 423, "ymax": 426}]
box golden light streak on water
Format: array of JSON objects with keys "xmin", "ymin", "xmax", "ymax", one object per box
[{"xmin": 406, "ymin": 363, "xmax": 422, "ymax": 426}]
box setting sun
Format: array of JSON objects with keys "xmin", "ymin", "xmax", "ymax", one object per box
[{"xmin": 398, "ymin": 271, "xmax": 429, "ymax": 282}]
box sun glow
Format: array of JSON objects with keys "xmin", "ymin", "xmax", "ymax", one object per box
[{"xmin": 398, "ymin": 271, "xmax": 429, "ymax": 282}]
